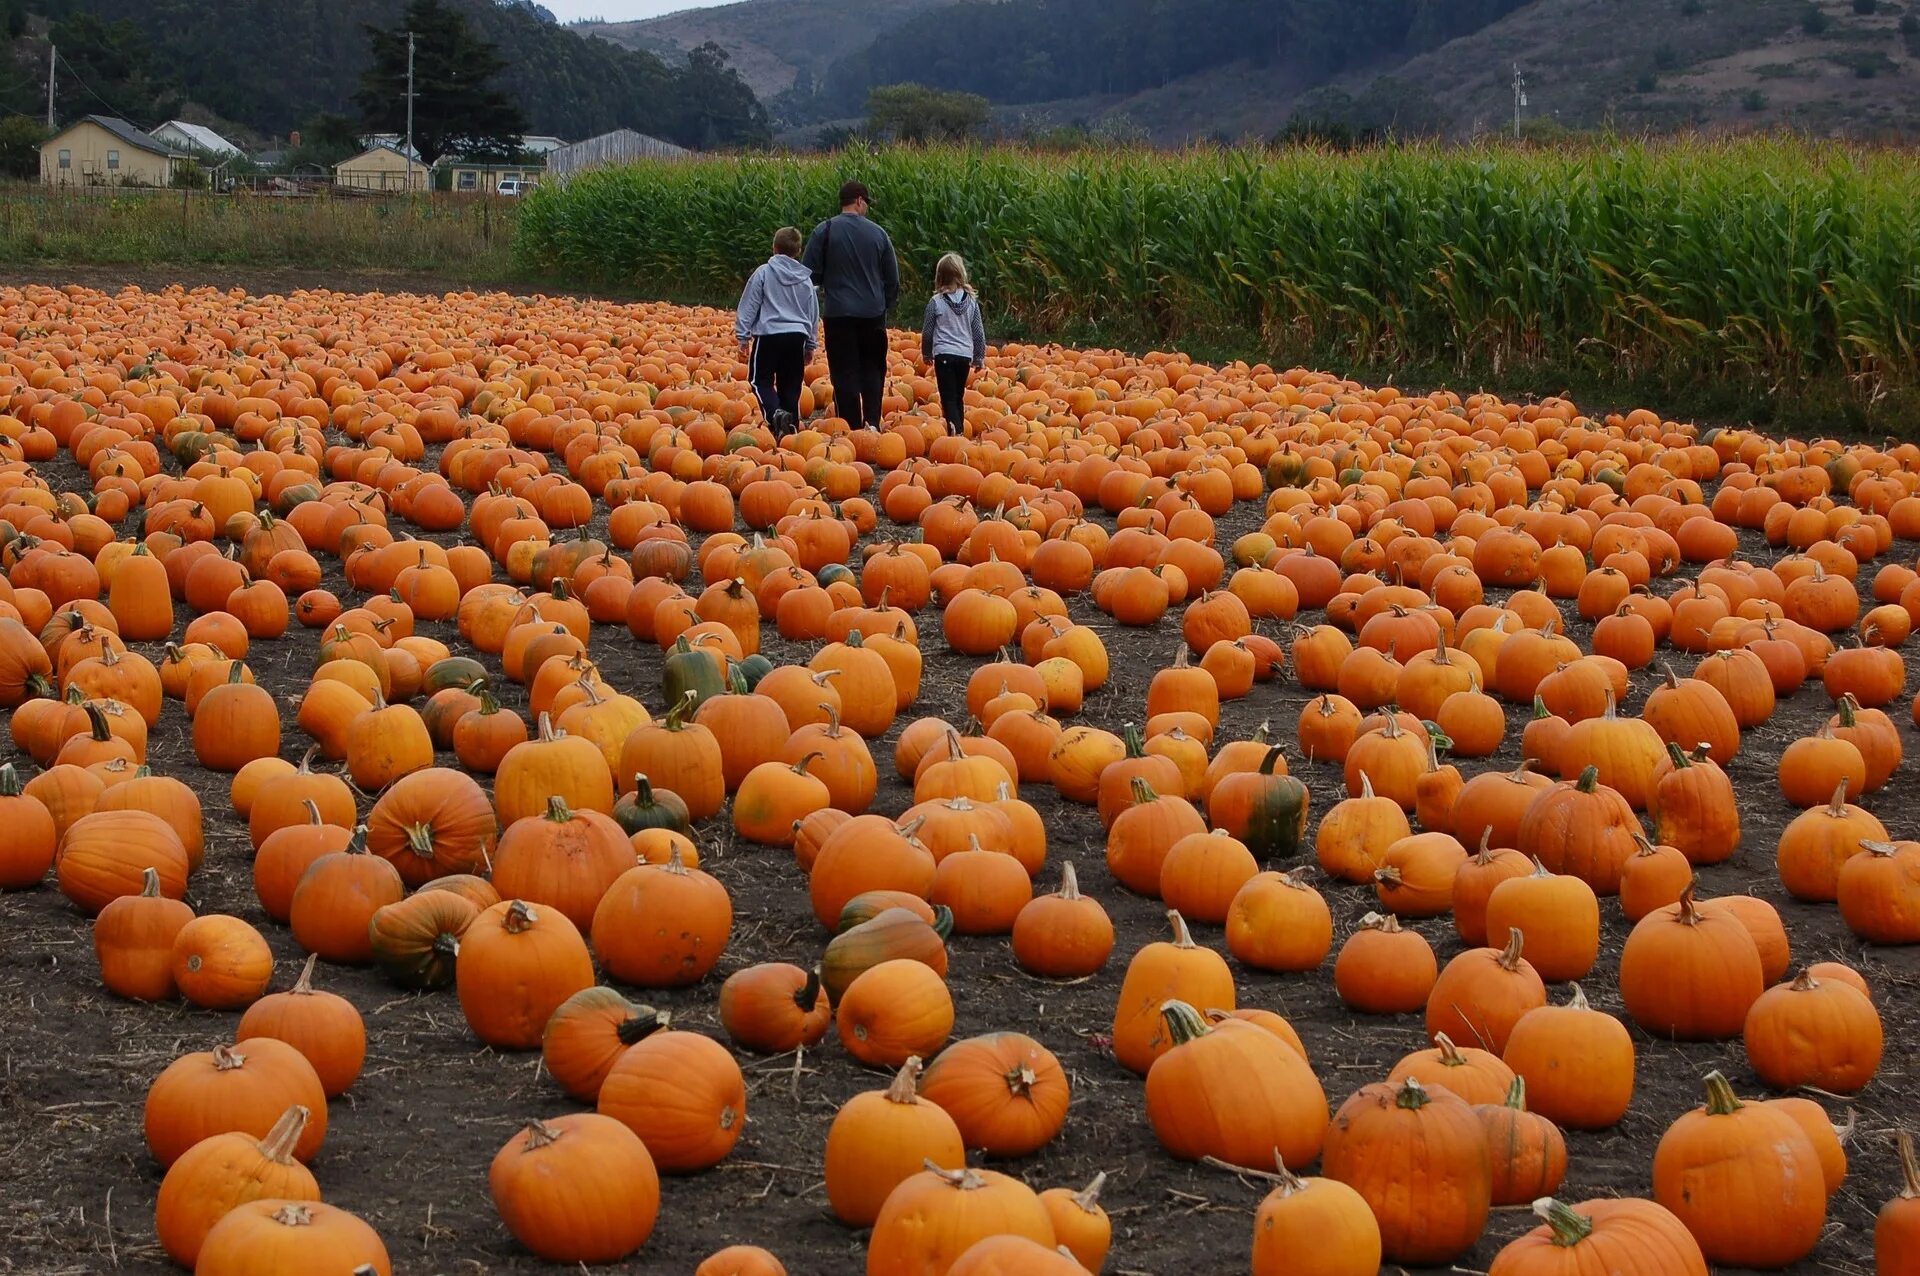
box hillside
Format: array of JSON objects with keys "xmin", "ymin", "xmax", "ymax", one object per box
[
  {"xmin": 4, "ymin": 0, "xmax": 768, "ymax": 150},
  {"xmin": 598, "ymin": 0, "xmax": 1920, "ymax": 143},
  {"xmin": 578, "ymin": 0, "xmax": 945, "ymax": 103}
]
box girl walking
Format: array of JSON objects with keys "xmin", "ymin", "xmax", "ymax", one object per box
[
  {"xmin": 735, "ymin": 226, "xmax": 820, "ymax": 437},
  {"xmin": 919, "ymin": 253, "xmax": 986, "ymax": 434}
]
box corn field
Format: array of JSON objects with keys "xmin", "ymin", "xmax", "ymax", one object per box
[{"xmin": 515, "ymin": 140, "xmax": 1920, "ymax": 408}]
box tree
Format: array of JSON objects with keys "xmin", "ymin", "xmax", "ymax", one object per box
[
  {"xmin": 355, "ymin": 0, "xmax": 526, "ymax": 167},
  {"xmin": 49, "ymin": 11, "xmax": 181, "ymax": 126},
  {"xmin": 285, "ymin": 112, "xmax": 364, "ymax": 171},
  {"xmin": 865, "ymin": 83, "xmax": 991, "ymax": 144},
  {"xmin": 673, "ymin": 43, "xmax": 772, "ymax": 150},
  {"xmin": 0, "ymin": 117, "xmax": 47, "ymax": 180}
]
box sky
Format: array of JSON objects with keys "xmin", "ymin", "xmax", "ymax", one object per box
[{"xmin": 546, "ymin": 0, "xmax": 736, "ymax": 20}]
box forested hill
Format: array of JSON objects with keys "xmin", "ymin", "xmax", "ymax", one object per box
[
  {"xmin": 592, "ymin": 0, "xmax": 1920, "ymax": 143},
  {"xmin": 814, "ymin": 0, "xmax": 1533, "ymax": 115},
  {"xmin": 1, "ymin": 0, "xmax": 768, "ymax": 149}
]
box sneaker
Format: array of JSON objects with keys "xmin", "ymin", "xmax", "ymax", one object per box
[{"xmin": 770, "ymin": 409, "xmax": 795, "ymax": 437}]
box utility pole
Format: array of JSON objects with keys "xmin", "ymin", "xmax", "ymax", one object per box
[
  {"xmin": 1512, "ymin": 64, "xmax": 1527, "ymax": 140},
  {"xmin": 46, "ymin": 44, "xmax": 55, "ymax": 129},
  {"xmin": 405, "ymin": 30, "xmax": 417, "ymax": 192}
]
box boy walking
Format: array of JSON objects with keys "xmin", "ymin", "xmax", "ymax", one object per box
[{"xmin": 736, "ymin": 226, "xmax": 819, "ymax": 436}]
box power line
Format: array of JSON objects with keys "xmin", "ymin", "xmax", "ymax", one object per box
[{"xmin": 53, "ymin": 49, "xmax": 150, "ymax": 128}]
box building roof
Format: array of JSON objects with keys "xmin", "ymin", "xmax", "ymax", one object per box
[
  {"xmin": 520, "ymin": 136, "xmax": 569, "ymax": 153},
  {"xmin": 546, "ymin": 128, "xmax": 690, "ymax": 175},
  {"xmin": 361, "ymin": 134, "xmax": 422, "ymax": 161},
  {"xmin": 335, "ymin": 143, "xmax": 423, "ymax": 170},
  {"xmin": 154, "ymin": 120, "xmax": 243, "ymax": 157},
  {"xmin": 50, "ymin": 116, "xmax": 179, "ymax": 158}
]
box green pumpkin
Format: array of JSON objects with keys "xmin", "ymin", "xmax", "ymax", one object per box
[
  {"xmin": 612, "ymin": 774, "xmax": 693, "ymax": 837},
  {"xmin": 821, "ymin": 906, "xmax": 953, "ymax": 1003},
  {"xmin": 1237, "ymin": 746, "xmax": 1312, "ymax": 864},
  {"xmin": 661, "ymin": 636, "xmax": 725, "ymax": 710},
  {"xmin": 817, "ymin": 562, "xmax": 857, "ymax": 588},
  {"xmin": 422, "ymin": 656, "xmax": 489, "ymax": 695},
  {"xmin": 732, "ymin": 653, "xmax": 774, "ymax": 690}
]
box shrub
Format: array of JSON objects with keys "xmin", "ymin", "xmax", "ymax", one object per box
[
  {"xmin": 1802, "ymin": 4, "xmax": 1830, "ymax": 33},
  {"xmin": 1851, "ymin": 0, "xmax": 1876, "ymax": 13},
  {"xmin": 1741, "ymin": 88, "xmax": 1769, "ymax": 111}
]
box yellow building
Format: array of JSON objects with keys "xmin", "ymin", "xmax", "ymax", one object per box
[
  {"xmin": 334, "ymin": 143, "xmax": 428, "ymax": 192},
  {"xmin": 437, "ymin": 158, "xmax": 546, "ymax": 194},
  {"xmin": 40, "ymin": 116, "xmax": 183, "ymax": 187}
]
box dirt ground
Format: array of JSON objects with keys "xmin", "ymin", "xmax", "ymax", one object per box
[{"xmin": 0, "ymin": 271, "xmax": 1913, "ymax": 1276}]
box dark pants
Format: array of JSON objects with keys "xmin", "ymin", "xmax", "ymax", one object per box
[
  {"xmin": 749, "ymin": 332, "xmax": 807, "ymax": 428},
  {"xmin": 933, "ymin": 354, "xmax": 970, "ymax": 432},
  {"xmin": 824, "ymin": 315, "xmax": 889, "ymax": 428}
]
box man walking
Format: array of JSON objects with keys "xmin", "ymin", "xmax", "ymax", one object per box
[{"xmin": 802, "ymin": 180, "xmax": 899, "ymax": 429}]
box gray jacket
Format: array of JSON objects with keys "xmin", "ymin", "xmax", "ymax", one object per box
[
  {"xmin": 802, "ymin": 211, "xmax": 900, "ymax": 320},
  {"xmin": 735, "ymin": 254, "xmax": 820, "ymax": 350},
  {"xmin": 921, "ymin": 289, "xmax": 986, "ymax": 365}
]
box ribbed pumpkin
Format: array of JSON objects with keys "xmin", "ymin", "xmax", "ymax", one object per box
[
  {"xmin": 596, "ymin": 1028, "xmax": 746, "ymax": 1172},
  {"xmin": 1321, "ymin": 1077, "xmax": 1492, "ymax": 1266},
  {"xmin": 1742, "ymin": 969, "xmax": 1882, "ymax": 1094},
  {"xmin": 540, "ymin": 986, "xmax": 668, "ymax": 1102},
  {"xmin": 492, "ymin": 795, "xmax": 633, "ymax": 933},
  {"xmin": 94, "ymin": 866, "xmax": 194, "ymax": 1000},
  {"xmin": 455, "ymin": 900, "xmax": 595, "ymax": 1050},
  {"xmin": 236, "ymin": 955, "xmax": 366, "ymax": 1096},
  {"xmin": 919, "ymin": 1033, "xmax": 1070, "ymax": 1158},
  {"xmin": 195, "ymin": 1199, "xmax": 393, "ymax": 1276},
  {"xmin": 1652, "ymin": 1072, "xmax": 1826, "ymax": 1267},
  {"xmin": 1145, "ymin": 1001, "xmax": 1328, "ymax": 1169},
  {"xmin": 1111, "ymin": 911, "xmax": 1234, "ymax": 1074},
  {"xmin": 144, "ymin": 1039, "xmax": 328, "ymax": 1167},
  {"xmin": 825, "ymin": 1057, "xmax": 965, "ymax": 1227},
  {"xmin": 1425, "ymin": 929, "xmax": 1546, "ymax": 1054},
  {"xmin": 153, "ymin": 1105, "xmax": 320, "ymax": 1266},
  {"xmin": 490, "ymin": 1115, "xmax": 659, "ymax": 1263},
  {"xmin": 718, "ymin": 962, "xmax": 832, "ymax": 1053},
  {"xmin": 866, "ymin": 1164, "xmax": 1056, "ymax": 1276},
  {"xmin": 1619, "ymin": 888, "xmax": 1765, "ymax": 1040},
  {"xmin": 1489, "ymin": 1198, "xmax": 1706, "ymax": 1276},
  {"xmin": 1501, "ymin": 984, "xmax": 1635, "ymax": 1129},
  {"xmin": 1249, "ymin": 1156, "xmax": 1382, "ymax": 1276}
]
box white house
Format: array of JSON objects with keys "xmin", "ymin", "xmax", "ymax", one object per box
[{"xmin": 150, "ymin": 120, "xmax": 243, "ymax": 160}]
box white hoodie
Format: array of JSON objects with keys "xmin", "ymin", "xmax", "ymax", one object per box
[{"xmin": 735, "ymin": 254, "xmax": 820, "ymax": 350}]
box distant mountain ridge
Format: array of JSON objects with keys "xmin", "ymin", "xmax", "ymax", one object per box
[{"xmin": 587, "ymin": 0, "xmax": 1920, "ymax": 142}]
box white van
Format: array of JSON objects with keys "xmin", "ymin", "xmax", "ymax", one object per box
[{"xmin": 496, "ymin": 177, "xmax": 535, "ymax": 197}]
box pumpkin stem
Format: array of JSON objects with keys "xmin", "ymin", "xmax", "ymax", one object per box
[
  {"xmin": 920, "ymin": 1160, "xmax": 985, "ymax": 1190},
  {"xmin": 1158, "ymin": 999, "xmax": 1211, "ymax": 1047},
  {"xmin": 1665, "ymin": 740, "xmax": 1690, "ymax": 770},
  {"xmin": 1128, "ymin": 775, "xmax": 1159, "ymax": 806},
  {"xmin": 1827, "ymin": 780, "xmax": 1853, "ymax": 816},
  {"xmin": 1257, "ymin": 745, "xmax": 1286, "ymax": 777},
  {"xmin": 258, "ymin": 1105, "xmax": 311, "ymax": 1164},
  {"xmin": 1504, "ymin": 1075, "xmax": 1528, "ymax": 1110},
  {"xmin": 661, "ymin": 847, "xmax": 692, "ymax": 876},
  {"xmin": 502, "ymin": 900, "xmax": 538, "ymax": 933},
  {"xmin": 211, "ymin": 1043, "xmax": 247, "ymax": 1071},
  {"xmin": 1122, "ymin": 721, "xmax": 1147, "ymax": 758},
  {"xmin": 794, "ymin": 967, "xmax": 823, "ymax": 1013},
  {"xmin": 403, "ymin": 821, "xmax": 437, "ymax": 858},
  {"xmin": 616, "ymin": 1006, "xmax": 669, "ymax": 1045},
  {"xmin": 1574, "ymin": 764, "xmax": 1600, "ymax": 794},
  {"xmin": 1071, "ymin": 1171, "xmax": 1107, "ymax": 1211},
  {"xmin": 1057, "ymin": 861, "xmax": 1083, "ymax": 901},
  {"xmin": 1394, "ymin": 1076, "xmax": 1432, "ymax": 1110},
  {"xmin": 1251, "ymin": 720, "xmax": 1271, "ymax": 745},
  {"xmin": 1897, "ymin": 1129, "xmax": 1920, "ymax": 1201},
  {"xmin": 137, "ymin": 865, "xmax": 163, "ymax": 897},
  {"xmin": 1496, "ymin": 927, "xmax": 1526, "ymax": 970},
  {"xmin": 521, "ymin": 1118, "xmax": 563, "ymax": 1150},
  {"xmin": 1789, "ymin": 968, "xmax": 1821, "ymax": 992},
  {"xmin": 1166, "ymin": 909, "xmax": 1196, "ymax": 949},
  {"xmin": 790, "ymin": 750, "xmax": 823, "ymax": 777},
  {"xmin": 1674, "ymin": 883, "xmax": 1705, "ymax": 925},
  {"xmin": 1701, "ymin": 1070, "xmax": 1743, "ymax": 1116},
  {"xmin": 291, "ymin": 952, "xmax": 319, "ymax": 995},
  {"xmin": 1356, "ymin": 771, "xmax": 1375, "ymax": 801},
  {"xmin": 885, "ymin": 1056, "xmax": 926, "ymax": 1104},
  {"xmin": 1432, "ymin": 1033, "xmax": 1467, "ymax": 1066},
  {"xmin": 544, "ymin": 794, "xmax": 575, "ymax": 823},
  {"xmin": 1535, "ymin": 1198, "xmax": 1595, "ymax": 1248}
]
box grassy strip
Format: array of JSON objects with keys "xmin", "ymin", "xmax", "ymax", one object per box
[{"xmin": 0, "ymin": 185, "xmax": 521, "ymax": 278}]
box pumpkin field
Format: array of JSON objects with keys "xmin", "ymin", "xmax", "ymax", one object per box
[{"xmin": 1, "ymin": 278, "xmax": 1918, "ymax": 1276}]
